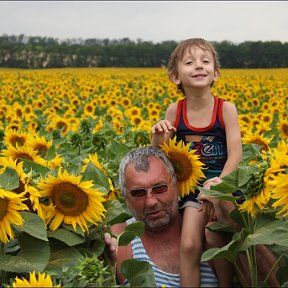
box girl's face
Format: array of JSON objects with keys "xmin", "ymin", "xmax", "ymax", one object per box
[{"xmin": 173, "ymin": 45, "xmax": 218, "ymax": 91}]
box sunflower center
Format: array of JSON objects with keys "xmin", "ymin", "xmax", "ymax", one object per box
[
  {"xmin": 169, "ymin": 152, "xmax": 193, "ymax": 182},
  {"xmin": 0, "ymin": 198, "xmax": 8, "ymax": 220},
  {"xmin": 282, "ymin": 123, "xmax": 288, "ymax": 136},
  {"xmin": 16, "ymin": 153, "xmax": 33, "ymax": 161},
  {"xmin": 13, "ymin": 181, "xmax": 25, "ymax": 194},
  {"xmin": 34, "ymin": 144, "xmax": 48, "ymax": 156},
  {"xmin": 51, "ymin": 182, "xmax": 89, "ymax": 216},
  {"xmin": 11, "ymin": 136, "xmax": 25, "ymax": 147}
]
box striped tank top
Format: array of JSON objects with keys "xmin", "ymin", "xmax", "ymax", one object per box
[{"xmin": 126, "ymin": 217, "xmax": 219, "ymax": 287}]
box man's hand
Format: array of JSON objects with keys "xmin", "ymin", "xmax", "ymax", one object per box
[
  {"xmin": 104, "ymin": 232, "xmax": 118, "ymax": 266},
  {"xmin": 198, "ymin": 177, "xmax": 235, "ymax": 225},
  {"xmin": 199, "ymin": 201, "xmax": 216, "ymax": 222}
]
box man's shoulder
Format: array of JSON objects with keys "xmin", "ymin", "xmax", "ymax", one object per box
[{"xmin": 111, "ymin": 222, "xmax": 126, "ymax": 235}]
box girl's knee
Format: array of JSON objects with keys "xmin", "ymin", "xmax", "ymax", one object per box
[{"xmin": 181, "ymin": 237, "xmax": 202, "ymax": 255}]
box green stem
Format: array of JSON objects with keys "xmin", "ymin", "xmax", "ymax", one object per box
[
  {"xmin": 251, "ymin": 245, "xmax": 258, "ymax": 287},
  {"xmin": 263, "ymin": 254, "xmax": 283, "ymax": 284},
  {"xmin": 247, "ymin": 214, "xmax": 258, "ymax": 287},
  {"xmin": 240, "ymin": 211, "xmax": 248, "ymax": 228},
  {"xmin": 245, "ymin": 248, "xmax": 253, "ymax": 284},
  {"xmin": 234, "ymin": 261, "xmax": 250, "ymax": 287},
  {"xmin": 0, "ymin": 243, "xmax": 7, "ymax": 285}
]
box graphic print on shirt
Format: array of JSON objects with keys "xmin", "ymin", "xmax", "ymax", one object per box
[{"xmin": 185, "ymin": 134, "xmax": 226, "ymax": 167}]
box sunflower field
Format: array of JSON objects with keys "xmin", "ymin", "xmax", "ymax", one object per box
[{"xmin": 0, "ymin": 67, "xmax": 287, "ymax": 287}]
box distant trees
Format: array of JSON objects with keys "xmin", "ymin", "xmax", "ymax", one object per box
[
  {"xmin": 0, "ymin": 34, "xmax": 287, "ymax": 68},
  {"xmin": 213, "ymin": 40, "xmax": 288, "ymax": 68}
]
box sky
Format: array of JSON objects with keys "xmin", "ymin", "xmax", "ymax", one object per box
[{"xmin": 0, "ymin": 1, "xmax": 287, "ymax": 44}]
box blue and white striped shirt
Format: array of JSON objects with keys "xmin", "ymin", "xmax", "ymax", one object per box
[{"xmin": 126, "ymin": 217, "xmax": 219, "ymax": 287}]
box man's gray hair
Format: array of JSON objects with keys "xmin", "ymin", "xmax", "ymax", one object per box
[{"xmin": 119, "ymin": 146, "xmax": 175, "ymax": 196}]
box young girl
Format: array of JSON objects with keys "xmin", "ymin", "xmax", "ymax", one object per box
[{"xmin": 152, "ymin": 38, "xmax": 242, "ymax": 287}]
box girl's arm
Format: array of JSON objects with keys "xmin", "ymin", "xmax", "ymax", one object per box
[
  {"xmin": 151, "ymin": 102, "xmax": 177, "ymax": 147},
  {"xmin": 220, "ymin": 101, "xmax": 242, "ymax": 178}
]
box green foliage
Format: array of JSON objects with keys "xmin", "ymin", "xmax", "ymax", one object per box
[
  {"xmin": 118, "ymin": 221, "xmax": 145, "ymax": 246},
  {"xmin": 200, "ymin": 143, "xmax": 288, "ymax": 287},
  {"xmin": 120, "ymin": 259, "xmax": 157, "ymax": 287},
  {"xmin": 0, "ymin": 167, "xmax": 19, "ymax": 190}
]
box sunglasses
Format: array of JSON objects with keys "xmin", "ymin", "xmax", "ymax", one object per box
[{"xmin": 128, "ymin": 175, "xmax": 174, "ymax": 198}]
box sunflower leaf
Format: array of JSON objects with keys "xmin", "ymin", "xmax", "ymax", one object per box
[
  {"xmin": 0, "ymin": 234, "xmax": 50, "ymax": 273},
  {"xmin": 241, "ymin": 213, "xmax": 288, "ymax": 250},
  {"xmin": 118, "ymin": 221, "xmax": 145, "ymax": 246},
  {"xmin": 82, "ymin": 161, "xmax": 110, "ymax": 193},
  {"xmin": 21, "ymin": 158, "xmax": 51, "ymax": 177},
  {"xmin": 104, "ymin": 199, "xmax": 132, "ymax": 226},
  {"xmin": 198, "ymin": 186, "xmax": 236, "ymax": 201},
  {"xmin": 0, "ymin": 166, "xmax": 19, "ymax": 190},
  {"xmin": 242, "ymin": 143, "xmax": 264, "ymax": 162},
  {"xmin": 45, "ymin": 248, "xmax": 84, "ymax": 276},
  {"xmin": 120, "ymin": 259, "xmax": 156, "ymax": 287},
  {"xmin": 47, "ymin": 228, "xmax": 86, "ymax": 246},
  {"xmin": 13, "ymin": 211, "xmax": 48, "ymax": 241},
  {"xmin": 201, "ymin": 228, "xmax": 245, "ymax": 263},
  {"xmin": 108, "ymin": 140, "xmax": 131, "ymax": 164}
]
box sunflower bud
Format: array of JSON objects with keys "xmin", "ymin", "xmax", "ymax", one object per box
[
  {"xmin": 134, "ymin": 131, "xmax": 150, "ymax": 146},
  {"xmin": 70, "ymin": 132, "xmax": 83, "ymax": 148},
  {"xmin": 92, "ymin": 132, "xmax": 107, "ymax": 149},
  {"xmin": 76, "ymin": 256, "xmax": 114, "ymax": 287}
]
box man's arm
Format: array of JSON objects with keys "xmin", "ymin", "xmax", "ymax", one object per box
[{"xmin": 104, "ymin": 223, "xmax": 133, "ymax": 285}]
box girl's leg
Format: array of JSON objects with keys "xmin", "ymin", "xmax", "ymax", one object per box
[{"xmin": 180, "ymin": 206, "xmax": 205, "ymax": 287}]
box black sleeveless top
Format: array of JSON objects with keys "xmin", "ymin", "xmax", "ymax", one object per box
[{"xmin": 174, "ymin": 96, "xmax": 227, "ymax": 179}]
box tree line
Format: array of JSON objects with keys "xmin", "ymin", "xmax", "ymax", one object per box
[{"xmin": 0, "ymin": 34, "xmax": 287, "ymax": 69}]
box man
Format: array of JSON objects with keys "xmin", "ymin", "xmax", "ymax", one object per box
[
  {"xmin": 105, "ymin": 146, "xmax": 279, "ymax": 287},
  {"xmin": 105, "ymin": 146, "xmax": 218, "ymax": 287}
]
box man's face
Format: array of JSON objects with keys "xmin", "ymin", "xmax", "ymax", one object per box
[{"xmin": 124, "ymin": 157, "xmax": 179, "ymax": 231}]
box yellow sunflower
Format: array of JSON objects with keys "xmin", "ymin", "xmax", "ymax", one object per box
[
  {"xmin": 242, "ymin": 130, "xmax": 274, "ymax": 152},
  {"xmin": 121, "ymin": 96, "xmax": 131, "ymax": 107},
  {"xmin": 82, "ymin": 154, "xmax": 117, "ymax": 199},
  {"xmin": 264, "ymin": 149, "xmax": 288, "ymax": 180},
  {"xmin": 124, "ymin": 106, "xmax": 141, "ymax": 118},
  {"xmin": 38, "ymin": 170, "xmax": 106, "ymax": 232},
  {"xmin": 238, "ymin": 186, "xmax": 271, "ymax": 217},
  {"xmin": 26, "ymin": 134, "xmax": 53, "ymax": 157},
  {"xmin": 1, "ymin": 144, "xmax": 47, "ymax": 166},
  {"xmin": 93, "ymin": 118, "xmax": 104, "ymax": 133},
  {"xmin": 130, "ymin": 115, "xmax": 143, "ymax": 126},
  {"xmin": 0, "ymin": 190, "xmax": 28, "ymax": 243},
  {"xmin": 4, "ymin": 129, "xmax": 28, "ymax": 147},
  {"xmin": 12, "ymin": 271, "xmax": 60, "ymax": 287},
  {"xmin": 46, "ymin": 154, "xmax": 63, "ymax": 169},
  {"xmin": 0, "ymin": 157, "xmax": 45, "ymax": 220},
  {"xmin": 160, "ymin": 137, "xmax": 206, "ymax": 197},
  {"xmin": 238, "ymin": 159, "xmax": 275, "ymax": 217},
  {"xmin": 270, "ymin": 174, "xmax": 288, "ymax": 218},
  {"xmin": 46, "ymin": 117, "xmax": 70, "ymax": 135},
  {"xmin": 275, "ymin": 139, "xmax": 288, "ymax": 154},
  {"xmin": 82, "ymin": 153, "xmax": 104, "ymax": 172},
  {"xmin": 83, "ymin": 103, "xmax": 95, "ymax": 117},
  {"xmin": 278, "ymin": 118, "xmax": 288, "ymax": 139}
]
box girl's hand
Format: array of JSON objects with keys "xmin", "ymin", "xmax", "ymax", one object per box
[
  {"xmin": 203, "ymin": 177, "xmax": 222, "ymax": 190},
  {"xmin": 152, "ymin": 119, "xmax": 176, "ymax": 134}
]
